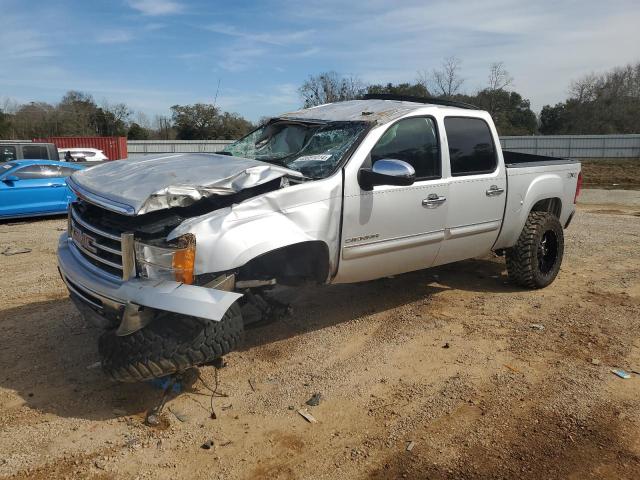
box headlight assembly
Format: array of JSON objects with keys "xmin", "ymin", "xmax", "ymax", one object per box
[{"xmin": 134, "ymin": 234, "xmax": 196, "ymax": 284}]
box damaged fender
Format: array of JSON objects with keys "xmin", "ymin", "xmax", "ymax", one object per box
[{"xmin": 167, "ymin": 174, "xmax": 344, "ymax": 276}]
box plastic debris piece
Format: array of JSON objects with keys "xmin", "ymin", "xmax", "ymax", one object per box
[
  {"xmin": 611, "ymin": 369, "xmax": 631, "ymax": 379},
  {"xmin": 1, "ymin": 247, "xmax": 31, "ymax": 256},
  {"xmin": 306, "ymin": 393, "xmax": 322, "ymax": 407},
  {"xmin": 406, "ymin": 441, "xmax": 415, "ymax": 452},
  {"xmin": 442, "ymin": 342, "xmax": 450, "ymax": 349},
  {"xmin": 201, "ymin": 440, "xmax": 215, "ymax": 450},
  {"xmin": 530, "ymin": 324, "xmax": 545, "ymax": 331},
  {"xmin": 149, "ymin": 376, "xmax": 182, "ymax": 393},
  {"xmin": 298, "ymin": 409, "xmax": 318, "ymax": 423},
  {"xmin": 248, "ymin": 378, "xmax": 256, "ymax": 392},
  {"xmin": 504, "ymin": 364, "xmax": 522, "ymax": 374},
  {"xmin": 590, "ymin": 358, "xmax": 601, "ymax": 366}
]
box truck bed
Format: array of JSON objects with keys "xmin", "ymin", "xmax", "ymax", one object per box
[{"xmin": 503, "ymin": 150, "xmax": 578, "ymax": 168}]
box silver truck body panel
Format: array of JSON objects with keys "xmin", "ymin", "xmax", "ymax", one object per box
[
  {"xmin": 68, "ymin": 153, "xmax": 302, "ymax": 215},
  {"xmin": 280, "ymin": 99, "xmax": 433, "ymax": 124},
  {"xmin": 493, "ymin": 162, "xmax": 580, "ymax": 250},
  {"xmin": 167, "ymin": 174, "xmax": 343, "ymax": 275}
]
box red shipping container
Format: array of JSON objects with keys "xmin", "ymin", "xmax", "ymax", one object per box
[{"xmin": 32, "ymin": 136, "xmax": 128, "ymax": 160}]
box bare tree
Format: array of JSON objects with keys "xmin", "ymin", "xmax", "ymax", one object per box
[
  {"xmin": 430, "ymin": 56, "xmax": 464, "ymax": 97},
  {"xmin": 487, "ymin": 62, "xmax": 513, "ymax": 92},
  {"xmin": 298, "ymin": 71, "xmax": 366, "ymax": 107}
]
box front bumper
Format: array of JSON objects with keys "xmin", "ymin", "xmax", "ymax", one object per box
[{"xmin": 57, "ymin": 233, "xmax": 242, "ymax": 330}]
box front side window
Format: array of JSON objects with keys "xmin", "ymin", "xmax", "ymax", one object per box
[
  {"xmin": 370, "ymin": 117, "xmax": 440, "ymax": 179},
  {"xmin": 222, "ymin": 121, "xmax": 368, "ymax": 179},
  {"xmin": 445, "ymin": 117, "xmax": 497, "ymax": 176},
  {"xmin": 1, "ymin": 146, "xmax": 17, "ymax": 162},
  {"xmin": 22, "ymin": 145, "xmax": 49, "ymax": 160},
  {"xmin": 14, "ymin": 165, "xmax": 60, "ymax": 179}
]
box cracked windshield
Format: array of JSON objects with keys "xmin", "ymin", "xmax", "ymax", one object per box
[{"xmin": 222, "ymin": 121, "xmax": 367, "ymax": 178}]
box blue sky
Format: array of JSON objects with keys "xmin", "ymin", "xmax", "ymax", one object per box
[{"xmin": 2, "ymin": 0, "xmax": 639, "ymax": 122}]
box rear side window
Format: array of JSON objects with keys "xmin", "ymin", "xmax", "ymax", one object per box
[
  {"xmin": 371, "ymin": 117, "xmax": 440, "ymax": 179},
  {"xmin": 1, "ymin": 146, "xmax": 17, "ymax": 162},
  {"xmin": 22, "ymin": 145, "xmax": 50, "ymax": 160},
  {"xmin": 445, "ymin": 117, "xmax": 497, "ymax": 176}
]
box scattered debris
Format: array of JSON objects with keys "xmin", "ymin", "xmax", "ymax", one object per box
[
  {"xmin": 406, "ymin": 441, "xmax": 416, "ymax": 452},
  {"xmin": 591, "ymin": 358, "xmax": 601, "ymax": 366},
  {"xmin": 201, "ymin": 440, "xmax": 215, "ymax": 450},
  {"xmin": 611, "ymin": 369, "xmax": 631, "ymax": 379},
  {"xmin": 306, "ymin": 393, "xmax": 323, "ymax": 407},
  {"xmin": 248, "ymin": 378, "xmax": 256, "ymax": 392},
  {"xmin": 1, "ymin": 247, "xmax": 32, "ymax": 256},
  {"xmin": 288, "ymin": 405, "xmax": 295, "ymax": 410},
  {"xmin": 221, "ymin": 404, "xmax": 233, "ymax": 411},
  {"xmin": 145, "ymin": 413, "xmax": 162, "ymax": 427},
  {"xmin": 530, "ymin": 323, "xmax": 545, "ymax": 331},
  {"xmin": 632, "ymin": 369, "xmax": 640, "ymax": 376},
  {"xmin": 86, "ymin": 361, "xmax": 101, "ymax": 370},
  {"xmin": 442, "ymin": 342, "xmax": 450, "ymax": 349},
  {"xmin": 219, "ymin": 440, "xmax": 233, "ymax": 447},
  {"xmin": 94, "ymin": 459, "xmax": 107, "ymax": 470},
  {"xmin": 169, "ymin": 406, "xmax": 188, "ymax": 422},
  {"xmin": 298, "ymin": 409, "xmax": 318, "ymax": 424},
  {"xmin": 504, "ymin": 364, "xmax": 522, "ymax": 374}
]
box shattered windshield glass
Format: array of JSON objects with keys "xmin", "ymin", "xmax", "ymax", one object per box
[{"xmin": 222, "ymin": 121, "xmax": 367, "ymax": 179}]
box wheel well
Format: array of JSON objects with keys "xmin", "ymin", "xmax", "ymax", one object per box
[
  {"xmin": 531, "ymin": 197, "xmax": 562, "ymax": 219},
  {"xmin": 237, "ymin": 241, "xmax": 330, "ymax": 286}
]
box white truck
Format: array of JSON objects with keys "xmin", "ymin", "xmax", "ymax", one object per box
[{"xmin": 57, "ymin": 95, "xmax": 582, "ymax": 382}]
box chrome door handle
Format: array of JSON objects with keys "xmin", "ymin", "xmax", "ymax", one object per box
[
  {"xmin": 486, "ymin": 185, "xmax": 505, "ymax": 196},
  {"xmin": 422, "ymin": 193, "xmax": 447, "ymax": 207}
]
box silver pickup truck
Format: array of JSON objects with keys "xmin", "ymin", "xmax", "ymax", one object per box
[{"xmin": 57, "ymin": 95, "xmax": 582, "ymax": 382}]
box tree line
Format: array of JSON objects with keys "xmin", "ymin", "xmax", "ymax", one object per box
[
  {"xmin": 0, "ymin": 92, "xmax": 254, "ymax": 141},
  {"xmin": 299, "ymin": 60, "xmax": 640, "ymax": 136},
  {"xmin": 1, "ymin": 60, "xmax": 638, "ymax": 140}
]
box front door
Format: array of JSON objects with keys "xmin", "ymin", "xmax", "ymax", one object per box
[
  {"xmin": 433, "ymin": 116, "xmax": 507, "ymax": 266},
  {"xmin": 335, "ymin": 116, "xmax": 448, "ymax": 283},
  {"xmin": 0, "ymin": 164, "xmax": 67, "ymax": 217}
]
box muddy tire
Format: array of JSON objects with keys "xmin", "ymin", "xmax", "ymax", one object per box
[
  {"xmin": 98, "ymin": 303, "xmax": 243, "ymax": 382},
  {"xmin": 506, "ymin": 211, "xmax": 564, "ymax": 289}
]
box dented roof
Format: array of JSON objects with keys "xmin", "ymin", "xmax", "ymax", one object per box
[{"xmin": 279, "ymin": 99, "xmax": 445, "ymax": 124}]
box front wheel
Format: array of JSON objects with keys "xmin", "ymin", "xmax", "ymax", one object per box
[
  {"xmin": 98, "ymin": 302, "xmax": 244, "ymax": 382},
  {"xmin": 505, "ymin": 211, "xmax": 564, "ymax": 289}
]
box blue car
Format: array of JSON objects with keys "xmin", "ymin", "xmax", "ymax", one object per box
[{"xmin": 0, "ymin": 160, "xmax": 86, "ymax": 219}]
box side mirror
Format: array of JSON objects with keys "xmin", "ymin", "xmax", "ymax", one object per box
[
  {"xmin": 2, "ymin": 175, "xmax": 19, "ymax": 183},
  {"xmin": 358, "ymin": 159, "xmax": 416, "ymax": 190}
]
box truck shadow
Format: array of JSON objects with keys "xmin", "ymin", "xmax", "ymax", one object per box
[{"xmin": 0, "ymin": 258, "xmax": 518, "ymax": 421}]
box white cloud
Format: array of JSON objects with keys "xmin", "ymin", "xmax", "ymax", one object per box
[
  {"xmin": 96, "ymin": 30, "xmax": 134, "ymax": 44},
  {"xmin": 205, "ymin": 23, "xmax": 313, "ymax": 46},
  {"xmin": 127, "ymin": 0, "xmax": 183, "ymax": 16}
]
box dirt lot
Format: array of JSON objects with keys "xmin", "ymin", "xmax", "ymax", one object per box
[
  {"xmin": 1, "ymin": 189, "xmax": 639, "ymax": 480},
  {"xmin": 581, "ymin": 159, "xmax": 640, "ymax": 188}
]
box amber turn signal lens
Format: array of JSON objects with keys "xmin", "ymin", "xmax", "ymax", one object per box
[{"xmin": 172, "ymin": 235, "xmax": 196, "ymax": 284}]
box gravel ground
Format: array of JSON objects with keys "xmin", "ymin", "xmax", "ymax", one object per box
[{"xmin": 0, "ymin": 189, "xmax": 639, "ymax": 480}]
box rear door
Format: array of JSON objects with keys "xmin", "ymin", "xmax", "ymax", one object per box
[
  {"xmin": 0, "ymin": 165, "xmax": 67, "ymax": 217},
  {"xmin": 335, "ymin": 116, "xmax": 448, "ymax": 283},
  {"xmin": 433, "ymin": 116, "xmax": 506, "ymax": 266}
]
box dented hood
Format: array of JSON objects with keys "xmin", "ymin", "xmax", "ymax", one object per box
[{"xmin": 68, "ymin": 153, "xmax": 303, "ymax": 215}]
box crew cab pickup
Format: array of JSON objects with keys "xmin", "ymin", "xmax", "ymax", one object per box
[{"xmin": 57, "ymin": 95, "xmax": 582, "ymax": 382}]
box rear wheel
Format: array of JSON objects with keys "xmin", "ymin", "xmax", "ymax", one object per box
[
  {"xmin": 505, "ymin": 211, "xmax": 564, "ymax": 289},
  {"xmin": 99, "ymin": 303, "xmax": 244, "ymax": 382}
]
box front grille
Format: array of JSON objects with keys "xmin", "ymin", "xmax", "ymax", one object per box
[{"xmin": 69, "ymin": 203, "xmax": 129, "ymax": 279}]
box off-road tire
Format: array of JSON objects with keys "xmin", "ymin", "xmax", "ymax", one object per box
[
  {"xmin": 98, "ymin": 303, "xmax": 243, "ymax": 382},
  {"xmin": 505, "ymin": 211, "xmax": 564, "ymax": 289}
]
